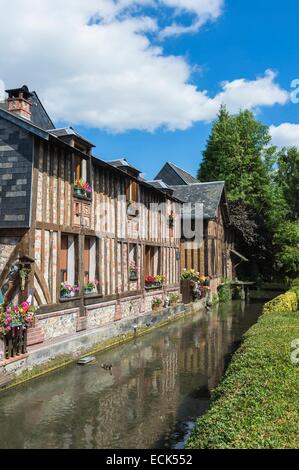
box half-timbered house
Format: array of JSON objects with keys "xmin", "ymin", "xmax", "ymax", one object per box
[
  {"xmin": 155, "ymin": 162, "xmax": 240, "ymax": 293},
  {"xmin": 0, "ymin": 86, "xmax": 181, "ymax": 345}
]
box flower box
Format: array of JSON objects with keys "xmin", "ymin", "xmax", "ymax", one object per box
[
  {"xmin": 74, "ymin": 188, "xmax": 91, "ymax": 200},
  {"xmin": 84, "ymin": 288, "xmax": 94, "ymax": 295},
  {"xmin": 145, "ymin": 283, "xmax": 162, "ymax": 290},
  {"xmin": 129, "ymin": 274, "xmax": 138, "ymax": 282},
  {"xmin": 73, "ymin": 179, "xmax": 92, "ymax": 200},
  {"xmin": 60, "ymin": 282, "xmax": 80, "ymax": 299}
]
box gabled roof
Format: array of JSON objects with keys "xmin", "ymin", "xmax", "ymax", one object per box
[
  {"xmin": 155, "ymin": 162, "xmax": 199, "ymax": 185},
  {"xmin": 30, "ymin": 91, "xmax": 55, "ymax": 130},
  {"xmin": 171, "ymin": 181, "xmax": 229, "ymax": 221},
  {"xmin": 0, "ymin": 90, "xmax": 55, "ymax": 130}
]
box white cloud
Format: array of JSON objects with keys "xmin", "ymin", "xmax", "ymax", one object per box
[
  {"xmin": 270, "ymin": 123, "xmax": 299, "ymax": 148},
  {"xmin": 0, "ymin": 1, "xmax": 289, "ymax": 132},
  {"xmin": 160, "ymin": 0, "xmax": 224, "ymax": 38}
]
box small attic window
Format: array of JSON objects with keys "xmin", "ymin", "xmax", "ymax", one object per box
[
  {"xmin": 126, "ymin": 180, "xmax": 139, "ymax": 203},
  {"xmin": 74, "ymin": 155, "xmax": 87, "ymax": 181}
]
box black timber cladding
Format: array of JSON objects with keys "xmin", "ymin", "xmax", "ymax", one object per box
[{"xmin": 0, "ymin": 120, "xmax": 33, "ymax": 228}]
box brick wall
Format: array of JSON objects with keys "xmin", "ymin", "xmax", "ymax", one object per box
[{"xmin": 0, "ymin": 120, "xmax": 33, "ymax": 227}]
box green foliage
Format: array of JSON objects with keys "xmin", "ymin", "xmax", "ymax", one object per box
[
  {"xmin": 273, "ymin": 221, "xmax": 299, "ymax": 278},
  {"xmin": 262, "ymin": 291, "xmax": 298, "ymax": 315},
  {"xmin": 291, "ymin": 278, "xmax": 299, "ymax": 287},
  {"xmin": 276, "ymin": 147, "xmax": 299, "ymax": 220},
  {"xmin": 290, "ymin": 287, "xmax": 299, "ymax": 302},
  {"xmin": 186, "ymin": 310, "xmax": 299, "ymax": 449},
  {"xmin": 169, "ymin": 293, "xmax": 179, "ymax": 304},
  {"xmin": 218, "ymin": 281, "xmax": 232, "ymax": 303},
  {"xmin": 198, "ymin": 107, "xmax": 272, "ymax": 210}
]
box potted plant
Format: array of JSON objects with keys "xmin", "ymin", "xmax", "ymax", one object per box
[
  {"xmin": 60, "ymin": 282, "xmax": 80, "ymax": 299},
  {"xmin": 152, "ymin": 297, "xmax": 163, "ymax": 312},
  {"xmin": 169, "ymin": 293, "xmax": 179, "ymax": 306},
  {"xmin": 0, "ymin": 302, "xmax": 36, "ymax": 358},
  {"xmin": 84, "ymin": 280, "xmax": 97, "ymax": 295},
  {"xmin": 129, "ymin": 261, "xmax": 138, "ymax": 281},
  {"xmin": 73, "ymin": 179, "xmax": 92, "ymax": 199}
]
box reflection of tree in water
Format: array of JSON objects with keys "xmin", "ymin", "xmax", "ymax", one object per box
[{"xmin": 0, "ymin": 301, "xmax": 262, "ymax": 449}]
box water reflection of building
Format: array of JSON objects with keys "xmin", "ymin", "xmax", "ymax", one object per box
[{"xmin": 0, "ymin": 305, "xmax": 252, "ymax": 449}]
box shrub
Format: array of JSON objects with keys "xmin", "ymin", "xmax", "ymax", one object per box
[
  {"xmin": 218, "ymin": 282, "xmax": 232, "ymax": 303},
  {"xmin": 291, "ymin": 278, "xmax": 299, "ymax": 288},
  {"xmin": 186, "ymin": 310, "xmax": 299, "ymax": 449},
  {"xmin": 263, "ymin": 291, "xmax": 298, "ymax": 315},
  {"xmin": 290, "ymin": 287, "xmax": 299, "ymax": 301}
]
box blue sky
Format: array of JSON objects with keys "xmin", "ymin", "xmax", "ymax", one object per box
[
  {"xmin": 1, "ymin": 0, "xmax": 299, "ymax": 180},
  {"xmin": 74, "ymin": 0, "xmax": 299, "ymax": 179}
]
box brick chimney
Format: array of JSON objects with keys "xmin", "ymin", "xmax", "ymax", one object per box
[{"xmin": 5, "ymin": 85, "xmax": 33, "ymax": 121}]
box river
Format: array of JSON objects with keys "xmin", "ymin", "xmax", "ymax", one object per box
[{"xmin": 0, "ymin": 300, "xmax": 263, "ymax": 449}]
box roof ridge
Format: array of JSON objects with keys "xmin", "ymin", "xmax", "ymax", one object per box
[{"xmin": 167, "ymin": 161, "xmax": 198, "ymax": 184}]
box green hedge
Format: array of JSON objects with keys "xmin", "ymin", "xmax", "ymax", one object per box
[
  {"xmin": 262, "ymin": 291, "xmax": 298, "ymax": 315},
  {"xmin": 186, "ymin": 310, "xmax": 299, "ymax": 449}
]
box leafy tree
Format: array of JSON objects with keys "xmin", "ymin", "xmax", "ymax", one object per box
[
  {"xmin": 274, "ymin": 221, "xmax": 299, "ymax": 278},
  {"xmin": 276, "ymin": 147, "xmax": 299, "ymax": 220},
  {"xmin": 198, "ymin": 107, "xmax": 272, "ymax": 211}
]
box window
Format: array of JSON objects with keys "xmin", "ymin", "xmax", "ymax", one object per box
[
  {"xmin": 145, "ymin": 246, "xmax": 161, "ymax": 277},
  {"xmin": 84, "ymin": 237, "xmax": 97, "ymax": 291},
  {"xmin": 129, "ymin": 244, "xmax": 138, "ymax": 280},
  {"xmin": 126, "ymin": 180, "xmax": 139, "ymax": 203},
  {"xmin": 60, "ymin": 234, "xmax": 78, "ymax": 287},
  {"xmin": 74, "ymin": 155, "xmax": 87, "ymax": 181}
]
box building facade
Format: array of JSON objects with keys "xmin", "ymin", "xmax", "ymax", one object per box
[
  {"xmin": 0, "ymin": 86, "xmax": 181, "ymax": 345},
  {"xmin": 155, "ymin": 162, "xmax": 237, "ymax": 293}
]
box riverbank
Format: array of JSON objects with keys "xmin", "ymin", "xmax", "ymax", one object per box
[
  {"xmin": 0, "ymin": 299, "xmax": 206, "ymax": 393},
  {"xmin": 186, "ymin": 305, "xmax": 299, "ymax": 449}
]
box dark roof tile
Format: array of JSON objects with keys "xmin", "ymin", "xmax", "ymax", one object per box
[{"xmin": 171, "ymin": 182, "xmax": 226, "ymax": 219}]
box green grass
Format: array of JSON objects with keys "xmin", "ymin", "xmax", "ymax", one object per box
[{"xmin": 186, "ymin": 311, "xmax": 299, "ymax": 449}]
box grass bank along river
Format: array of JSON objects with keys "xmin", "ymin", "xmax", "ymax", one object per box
[
  {"xmin": 0, "ymin": 300, "xmax": 262, "ymax": 449},
  {"xmin": 187, "ymin": 308, "xmax": 299, "ymax": 449}
]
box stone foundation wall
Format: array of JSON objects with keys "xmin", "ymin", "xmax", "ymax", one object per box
[
  {"xmin": 36, "ymin": 286, "xmax": 181, "ymax": 341},
  {"xmin": 37, "ymin": 308, "xmax": 78, "ymax": 341},
  {"xmin": 86, "ymin": 301, "xmax": 116, "ymax": 329}
]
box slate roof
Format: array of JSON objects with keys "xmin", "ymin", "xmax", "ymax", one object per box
[
  {"xmin": 106, "ymin": 158, "xmax": 141, "ymax": 176},
  {"xmin": 49, "ymin": 127, "xmax": 95, "ymax": 147},
  {"xmin": 0, "ymin": 91, "xmax": 55, "ymax": 130},
  {"xmin": 155, "ymin": 162, "xmax": 199, "ymax": 185},
  {"xmin": 170, "ymin": 182, "xmax": 227, "ymax": 220},
  {"xmin": 30, "ymin": 92, "xmax": 55, "ymax": 130}
]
